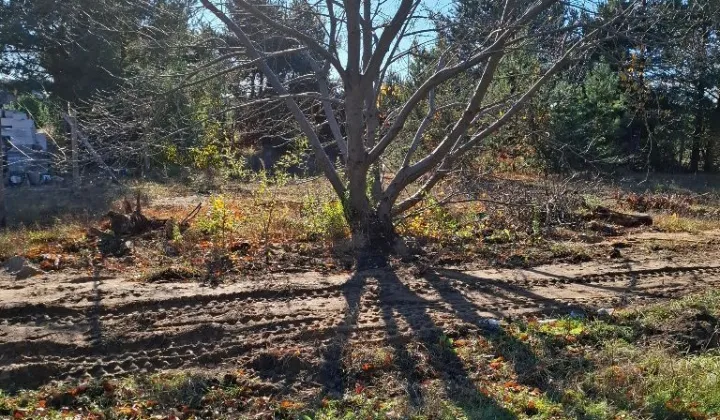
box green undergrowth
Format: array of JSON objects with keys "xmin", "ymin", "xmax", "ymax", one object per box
[{"xmin": 2, "ymin": 292, "xmax": 719, "ymax": 419}]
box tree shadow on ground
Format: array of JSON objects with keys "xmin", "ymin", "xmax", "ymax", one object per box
[
  {"xmin": 428, "ymin": 269, "xmax": 606, "ymax": 404},
  {"xmin": 319, "ymin": 261, "xmax": 607, "ymax": 417},
  {"xmin": 319, "ymin": 259, "xmax": 518, "ymax": 418}
]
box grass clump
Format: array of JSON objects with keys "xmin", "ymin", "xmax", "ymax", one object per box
[
  {"xmin": 654, "ymin": 213, "xmax": 720, "ymax": 233},
  {"xmin": 301, "ymin": 195, "xmax": 349, "ymax": 241}
]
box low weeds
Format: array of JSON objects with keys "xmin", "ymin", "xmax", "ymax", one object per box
[
  {"xmin": 585, "ymin": 344, "xmax": 720, "ymax": 419},
  {"xmin": 0, "ymin": 222, "xmax": 87, "ymax": 260},
  {"xmin": 196, "ymin": 195, "xmax": 241, "ymax": 237},
  {"xmin": 399, "ymin": 198, "xmax": 470, "ymax": 242}
]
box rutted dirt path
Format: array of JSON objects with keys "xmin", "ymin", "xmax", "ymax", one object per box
[{"xmin": 2, "ymin": 254, "xmax": 720, "ymax": 391}]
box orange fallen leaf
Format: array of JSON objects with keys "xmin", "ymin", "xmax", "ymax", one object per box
[
  {"xmin": 504, "ymin": 381, "xmax": 523, "ymax": 392},
  {"xmin": 355, "ymin": 383, "xmax": 365, "ymax": 394},
  {"xmin": 280, "ymin": 400, "xmax": 296, "ymax": 409},
  {"xmin": 382, "ymin": 353, "xmax": 393, "ymax": 367},
  {"xmin": 489, "ymin": 357, "xmax": 504, "ymax": 370},
  {"xmin": 453, "ymin": 339, "xmax": 468, "ymax": 347},
  {"xmin": 69, "ymin": 385, "xmax": 88, "ymax": 397},
  {"xmin": 39, "ymin": 260, "xmax": 56, "ymax": 270},
  {"xmin": 116, "ymin": 406, "xmax": 138, "ymax": 416},
  {"xmin": 102, "ymin": 380, "xmax": 116, "ymax": 394},
  {"xmin": 525, "ymin": 400, "xmax": 539, "ymax": 415}
]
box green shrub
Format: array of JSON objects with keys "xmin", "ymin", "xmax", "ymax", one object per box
[{"xmin": 301, "ymin": 195, "xmax": 349, "ymax": 240}]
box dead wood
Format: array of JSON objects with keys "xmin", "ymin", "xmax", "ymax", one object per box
[
  {"xmin": 105, "ymin": 194, "xmax": 164, "ymax": 236},
  {"xmin": 591, "ymin": 206, "xmax": 653, "ymax": 227},
  {"xmin": 179, "ymin": 203, "xmax": 202, "ymax": 230}
]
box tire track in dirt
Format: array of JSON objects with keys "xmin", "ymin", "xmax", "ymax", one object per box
[
  {"xmin": 1, "ymin": 262, "xmax": 719, "ymax": 390},
  {"xmin": 0, "ymin": 282, "xmax": 346, "ymax": 324}
]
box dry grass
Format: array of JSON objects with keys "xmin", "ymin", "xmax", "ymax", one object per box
[
  {"xmin": 2, "ymin": 174, "xmax": 719, "ymax": 276},
  {"xmin": 0, "ymin": 181, "xmax": 184, "ymax": 259},
  {"xmin": 653, "ymin": 213, "xmax": 720, "ymax": 233}
]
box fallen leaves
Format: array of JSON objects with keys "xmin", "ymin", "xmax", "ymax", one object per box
[
  {"xmin": 453, "ymin": 339, "xmax": 469, "ymax": 348},
  {"xmin": 489, "ymin": 356, "xmax": 505, "ymax": 370},
  {"xmin": 503, "ymin": 380, "xmax": 524, "ymax": 392},
  {"xmin": 116, "ymin": 405, "xmax": 141, "ymax": 417},
  {"xmin": 524, "ymin": 399, "xmax": 539, "ymax": 415},
  {"xmin": 279, "ymin": 400, "xmax": 304, "ymax": 411},
  {"xmin": 354, "ymin": 382, "xmax": 365, "ymax": 394}
]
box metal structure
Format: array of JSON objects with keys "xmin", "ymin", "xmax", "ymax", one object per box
[{"xmin": 0, "ymin": 96, "xmax": 50, "ymax": 185}]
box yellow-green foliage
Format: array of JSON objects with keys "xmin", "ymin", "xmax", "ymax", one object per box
[
  {"xmin": 399, "ymin": 198, "xmax": 464, "ymax": 241},
  {"xmin": 654, "ymin": 213, "xmax": 720, "ymax": 233},
  {"xmin": 196, "ymin": 195, "xmax": 241, "ymax": 236},
  {"xmin": 301, "ymin": 195, "xmax": 349, "ymax": 240}
]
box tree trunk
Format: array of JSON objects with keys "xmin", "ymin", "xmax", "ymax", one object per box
[
  {"xmin": 348, "ymin": 204, "xmax": 396, "ymax": 269},
  {"xmin": 689, "ymin": 79, "xmax": 704, "ymax": 172},
  {"xmin": 705, "ymin": 139, "xmax": 716, "ymax": 172},
  {"xmin": 705, "ymin": 101, "xmax": 720, "ymax": 172},
  {"xmin": 70, "ymin": 108, "xmax": 80, "ymax": 190},
  {"xmin": 0, "ymin": 107, "xmax": 5, "ymax": 228}
]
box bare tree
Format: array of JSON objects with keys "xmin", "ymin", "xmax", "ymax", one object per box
[{"xmin": 197, "ymin": 0, "xmax": 639, "ymax": 258}]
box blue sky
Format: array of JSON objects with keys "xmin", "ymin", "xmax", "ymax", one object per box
[{"xmin": 199, "ymin": 0, "xmax": 454, "ymax": 74}]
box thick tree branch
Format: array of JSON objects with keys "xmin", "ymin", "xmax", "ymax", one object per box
[
  {"xmin": 368, "ymin": 0, "xmax": 559, "ymax": 163},
  {"xmin": 402, "ymin": 55, "xmax": 445, "ymax": 168},
  {"xmin": 305, "ymin": 52, "xmax": 348, "ymax": 159},
  {"xmin": 392, "ymin": 31, "xmax": 603, "ymax": 215},
  {"xmin": 382, "ymin": 49, "xmax": 505, "ymax": 205},
  {"xmin": 200, "ymin": 0, "xmax": 346, "ymax": 198},
  {"xmin": 362, "ymin": 0, "xmax": 416, "ymax": 84}
]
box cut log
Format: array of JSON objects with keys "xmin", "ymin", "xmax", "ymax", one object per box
[{"xmin": 591, "ymin": 206, "xmax": 653, "ymax": 227}]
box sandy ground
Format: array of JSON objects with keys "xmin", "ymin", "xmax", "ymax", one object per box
[{"xmin": 2, "ymin": 228, "xmax": 720, "ymax": 391}]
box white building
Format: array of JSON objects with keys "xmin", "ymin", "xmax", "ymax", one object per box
[{"xmin": 1, "ymin": 109, "xmax": 49, "ymax": 179}]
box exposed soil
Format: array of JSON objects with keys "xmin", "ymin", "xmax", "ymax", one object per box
[{"xmin": 2, "ymin": 238, "xmax": 720, "ymax": 392}]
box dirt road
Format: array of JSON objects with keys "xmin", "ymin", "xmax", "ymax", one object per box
[{"xmin": 2, "ymin": 254, "xmax": 720, "ymax": 391}]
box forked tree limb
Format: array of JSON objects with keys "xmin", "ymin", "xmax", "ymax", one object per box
[
  {"xmin": 368, "ymin": 0, "xmax": 560, "ymax": 163},
  {"xmin": 200, "ymin": 0, "xmax": 346, "ymax": 199},
  {"xmin": 391, "ymin": 22, "xmax": 625, "ymax": 216},
  {"xmin": 402, "ymin": 55, "xmax": 445, "ymax": 168},
  {"xmin": 304, "ymin": 52, "xmax": 348, "ymax": 160}
]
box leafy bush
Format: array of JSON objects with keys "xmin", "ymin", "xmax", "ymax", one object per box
[
  {"xmin": 196, "ymin": 195, "xmax": 240, "ymax": 237},
  {"xmin": 301, "ymin": 195, "xmax": 349, "ymax": 241},
  {"xmin": 398, "ymin": 198, "xmax": 472, "ymax": 242}
]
